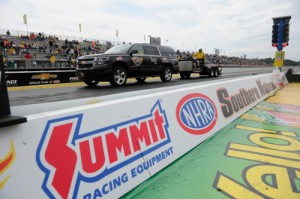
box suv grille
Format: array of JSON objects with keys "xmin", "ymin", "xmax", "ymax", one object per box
[{"xmin": 77, "ymin": 58, "xmax": 94, "ymax": 68}]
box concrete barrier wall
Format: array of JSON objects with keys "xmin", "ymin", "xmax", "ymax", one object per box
[
  {"xmin": 222, "ymin": 67, "xmax": 273, "ymax": 73},
  {"xmin": 0, "ymin": 72, "xmax": 287, "ymax": 198}
]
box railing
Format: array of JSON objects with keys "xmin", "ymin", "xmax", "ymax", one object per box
[
  {"xmin": 0, "ymin": 28, "xmax": 119, "ymax": 45},
  {"xmin": 3, "ymin": 45, "xmax": 75, "ymax": 71},
  {"xmin": 4, "ymin": 55, "xmax": 75, "ymax": 71}
]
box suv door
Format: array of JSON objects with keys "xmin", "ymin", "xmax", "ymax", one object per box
[
  {"xmin": 142, "ymin": 45, "xmax": 162, "ymax": 75},
  {"xmin": 129, "ymin": 44, "xmax": 148, "ymax": 76},
  {"xmin": 158, "ymin": 46, "xmax": 178, "ymax": 73}
]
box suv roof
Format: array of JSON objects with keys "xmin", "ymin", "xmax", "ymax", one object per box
[{"xmin": 103, "ymin": 43, "xmax": 175, "ymax": 55}]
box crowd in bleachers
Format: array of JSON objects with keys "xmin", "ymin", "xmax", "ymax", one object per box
[
  {"xmin": 176, "ymin": 50, "xmax": 271, "ymax": 66},
  {"xmin": 1, "ymin": 29, "xmax": 272, "ymax": 70},
  {"xmin": 0, "ymin": 29, "xmax": 112, "ymax": 69}
]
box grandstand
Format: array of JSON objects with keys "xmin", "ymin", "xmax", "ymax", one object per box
[
  {"xmin": 1, "ymin": 28, "xmax": 272, "ymax": 71},
  {"xmin": 0, "ymin": 28, "xmax": 113, "ymax": 71}
]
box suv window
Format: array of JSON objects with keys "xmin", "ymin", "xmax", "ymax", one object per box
[
  {"xmin": 131, "ymin": 45, "xmax": 144, "ymax": 55},
  {"xmin": 158, "ymin": 46, "xmax": 176, "ymax": 56},
  {"xmin": 143, "ymin": 46, "xmax": 160, "ymax": 55},
  {"xmin": 104, "ymin": 44, "xmax": 132, "ymax": 54}
]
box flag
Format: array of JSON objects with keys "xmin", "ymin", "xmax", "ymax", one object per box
[
  {"xmin": 116, "ymin": 30, "xmax": 118, "ymax": 37},
  {"xmin": 79, "ymin": 23, "xmax": 82, "ymax": 32},
  {"xmin": 23, "ymin": 14, "xmax": 27, "ymax": 25}
]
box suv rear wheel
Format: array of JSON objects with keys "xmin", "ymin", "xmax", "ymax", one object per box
[
  {"xmin": 83, "ymin": 79, "xmax": 99, "ymax": 86},
  {"xmin": 110, "ymin": 67, "xmax": 127, "ymax": 87},
  {"xmin": 160, "ymin": 66, "xmax": 172, "ymax": 82}
]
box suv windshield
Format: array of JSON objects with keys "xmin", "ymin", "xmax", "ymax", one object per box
[{"xmin": 104, "ymin": 44, "xmax": 133, "ymax": 54}]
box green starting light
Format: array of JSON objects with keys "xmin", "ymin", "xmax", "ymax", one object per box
[{"xmin": 282, "ymin": 23, "xmax": 290, "ymax": 44}]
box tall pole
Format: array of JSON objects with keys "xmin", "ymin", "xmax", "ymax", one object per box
[
  {"xmin": 23, "ymin": 14, "xmax": 28, "ymax": 36},
  {"xmin": 116, "ymin": 30, "xmax": 119, "ymax": 44},
  {"xmin": 79, "ymin": 23, "xmax": 82, "ymax": 42}
]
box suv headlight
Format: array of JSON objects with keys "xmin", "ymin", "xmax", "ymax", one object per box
[{"xmin": 95, "ymin": 57, "xmax": 110, "ymax": 65}]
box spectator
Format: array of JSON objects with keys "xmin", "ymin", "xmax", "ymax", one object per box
[
  {"xmin": 74, "ymin": 47, "xmax": 79, "ymax": 58},
  {"xmin": 3, "ymin": 56, "xmax": 7, "ymax": 67},
  {"xmin": 176, "ymin": 50, "xmax": 181, "ymax": 60},
  {"xmin": 6, "ymin": 30, "xmax": 10, "ymax": 36},
  {"xmin": 29, "ymin": 32, "xmax": 36, "ymax": 40},
  {"xmin": 49, "ymin": 54, "xmax": 56, "ymax": 67},
  {"xmin": 49, "ymin": 40, "xmax": 54, "ymax": 48},
  {"xmin": 24, "ymin": 51, "xmax": 32, "ymax": 68},
  {"xmin": 193, "ymin": 48, "xmax": 206, "ymax": 63},
  {"xmin": 181, "ymin": 51, "xmax": 187, "ymax": 60},
  {"xmin": 3, "ymin": 39, "xmax": 9, "ymax": 49},
  {"xmin": 0, "ymin": 39, "xmax": 4, "ymax": 47},
  {"xmin": 8, "ymin": 47, "xmax": 16, "ymax": 55},
  {"xmin": 65, "ymin": 39, "xmax": 69, "ymax": 47}
]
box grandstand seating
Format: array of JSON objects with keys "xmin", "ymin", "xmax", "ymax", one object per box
[
  {"xmin": 1, "ymin": 29, "xmax": 272, "ymax": 71},
  {"xmin": 1, "ymin": 30, "xmax": 111, "ymax": 71}
]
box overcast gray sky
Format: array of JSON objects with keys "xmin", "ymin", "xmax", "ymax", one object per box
[{"xmin": 1, "ymin": 0, "xmax": 299, "ymax": 61}]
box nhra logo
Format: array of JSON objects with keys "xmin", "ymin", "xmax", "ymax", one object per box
[
  {"xmin": 176, "ymin": 93, "xmax": 218, "ymax": 135},
  {"xmin": 36, "ymin": 100, "xmax": 170, "ymax": 199}
]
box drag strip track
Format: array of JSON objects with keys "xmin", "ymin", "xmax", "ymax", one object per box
[{"xmin": 8, "ymin": 70, "xmax": 271, "ymax": 115}]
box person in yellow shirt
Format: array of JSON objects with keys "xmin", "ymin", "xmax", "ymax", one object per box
[
  {"xmin": 192, "ymin": 48, "xmax": 206, "ymax": 67},
  {"xmin": 49, "ymin": 54, "xmax": 56, "ymax": 67},
  {"xmin": 8, "ymin": 47, "xmax": 15, "ymax": 55}
]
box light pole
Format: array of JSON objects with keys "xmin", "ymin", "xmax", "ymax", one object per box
[
  {"xmin": 79, "ymin": 23, "xmax": 82, "ymax": 42},
  {"xmin": 23, "ymin": 14, "xmax": 28, "ymax": 36},
  {"xmin": 116, "ymin": 30, "xmax": 119, "ymax": 44}
]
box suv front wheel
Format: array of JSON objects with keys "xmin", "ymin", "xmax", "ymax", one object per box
[
  {"xmin": 110, "ymin": 67, "xmax": 127, "ymax": 87},
  {"xmin": 160, "ymin": 66, "xmax": 172, "ymax": 82}
]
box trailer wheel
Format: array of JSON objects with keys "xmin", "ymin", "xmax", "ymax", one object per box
[
  {"xmin": 180, "ymin": 73, "xmax": 186, "ymax": 79},
  {"xmin": 209, "ymin": 68, "xmax": 214, "ymax": 77},
  {"xmin": 218, "ymin": 68, "xmax": 222, "ymax": 75},
  {"xmin": 213, "ymin": 68, "xmax": 218, "ymax": 77}
]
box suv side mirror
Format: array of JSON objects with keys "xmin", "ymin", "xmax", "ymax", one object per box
[{"xmin": 130, "ymin": 50, "xmax": 138, "ymax": 56}]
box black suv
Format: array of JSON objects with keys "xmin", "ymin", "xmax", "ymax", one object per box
[{"xmin": 76, "ymin": 43, "xmax": 179, "ymax": 87}]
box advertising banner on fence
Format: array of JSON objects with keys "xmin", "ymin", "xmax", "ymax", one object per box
[
  {"xmin": 0, "ymin": 73, "xmax": 286, "ymax": 198},
  {"xmin": 5, "ymin": 71, "xmax": 79, "ymax": 87}
]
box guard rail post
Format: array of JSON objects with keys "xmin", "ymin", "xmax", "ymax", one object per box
[{"xmin": 0, "ymin": 54, "xmax": 27, "ymax": 128}]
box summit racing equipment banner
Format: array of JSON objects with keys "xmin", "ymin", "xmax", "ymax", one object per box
[{"xmin": 0, "ymin": 73, "xmax": 286, "ymax": 198}]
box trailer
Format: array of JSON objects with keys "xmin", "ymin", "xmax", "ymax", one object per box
[{"xmin": 179, "ymin": 60, "xmax": 222, "ymax": 78}]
